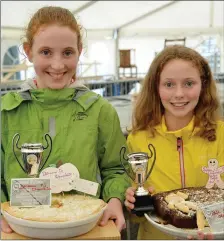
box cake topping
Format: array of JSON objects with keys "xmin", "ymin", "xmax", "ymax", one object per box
[
  {"xmin": 163, "ymin": 188, "xmax": 224, "ymax": 219},
  {"xmin": 168, "ymin": 202, "xmax": 175, "ymax": 210},
  {"xmin": 196, "ymin": 209, "xmax": 206, "ymax": 230},
  {"xmin": 174, "ymin": 202, "xmax": 190, "ymax": 214},
  {"xmin": 176, "ymin": 191, "xmax": 189, "ymax": 200},
  {"xmin": 165, "ymin": 193, "xmax": 185, "ymax": 204},
  {"xmin": 183, "ymin": 201, "xmax": 197, "ymax": 210}
]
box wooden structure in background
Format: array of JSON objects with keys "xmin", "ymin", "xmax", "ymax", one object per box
[
  {"xmin": 1, "ymin": 62, "xmax": 28, "ymax": 83},
  {"xmin": 78, "ymin": 61, "xmax": 101, "ymax": 77},
  {"xmin": 164, "ymin": 38, "xmax": 186, "ymax": 47},
  {"xmin": 118, "ymin": 49, "xmax": 137, "ymax": 78},
  {"xmin": 1, "ymin": 61, "xmax": 102, "ymax": 83}
]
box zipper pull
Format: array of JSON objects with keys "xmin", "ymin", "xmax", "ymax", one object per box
[{"xmin": 177, "ymin": 137, "xmax": 182, "ymax": 151}]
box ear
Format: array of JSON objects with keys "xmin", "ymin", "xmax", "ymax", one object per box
[{"xmin": 23, "ymin": 42, "xmax": 33, "ymax": 63}]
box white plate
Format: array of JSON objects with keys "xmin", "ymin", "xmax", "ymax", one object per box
[
  {"xmin": 2, "ymin": 205, "xmax": 107, "ymax": 239},
  {"xmin": 145, "ymin": 212, "xmax": 224, "ymax": 240}
]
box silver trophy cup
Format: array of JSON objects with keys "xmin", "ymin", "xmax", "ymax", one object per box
[
  {"xmin": 13, "ymin": 133, "xmax": 52, "ymax": 177},
  {"xmin": 120, "ymin": 144, "xmax": 156, "ymax": 216}
]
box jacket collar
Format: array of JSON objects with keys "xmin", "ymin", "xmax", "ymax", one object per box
[
  {"xmin": 2, "ymin": 79, "xmax": 100, "ymax": 112},
  {"xmin": 19, "ymin": 78, "xmax": 87, "ymax": 91},
  {"xmin": 154, "ymin": 115, "xmax": 200, "ymax": 140}
]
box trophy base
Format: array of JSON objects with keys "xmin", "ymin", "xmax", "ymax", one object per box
[{"xmin": 131, "ymin": 194, "xmax": 154, "ymax": 217}]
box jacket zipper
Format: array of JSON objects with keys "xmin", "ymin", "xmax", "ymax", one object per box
[{"xmin": 177, "ymin": 137, "xmax": 186, "ymax": 188}]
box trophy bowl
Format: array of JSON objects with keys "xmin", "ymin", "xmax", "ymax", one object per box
[{"xmin": 12, "ymin": 133, "xmax": 52, "ymax": 177}]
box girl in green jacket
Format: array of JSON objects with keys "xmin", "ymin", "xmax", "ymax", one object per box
[
  {"xmin": 124, "ymin": 45, "xmax": 224, "ymax": 239},
  {"xmin": 1, "ymin": 6, "xmax": 130, "ymax": 233}
]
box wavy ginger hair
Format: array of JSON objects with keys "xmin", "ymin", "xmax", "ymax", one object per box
[{"xmin": 132, "ymin": 45, "xmax": 221, "ymax": 141}]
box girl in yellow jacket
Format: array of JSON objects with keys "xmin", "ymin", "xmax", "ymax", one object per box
[{"xmin": 124, "ymin": 45, "xmax": 224, "ymax": 240}]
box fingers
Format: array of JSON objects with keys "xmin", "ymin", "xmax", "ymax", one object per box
[
  {"xmin": 126, "ymin": 193, "xmax": 135, "ymax": 204},
  {"xmin": 197, "ymin": 231, "xmax": 214, "ymax": 240},
  {"xmin": 186, "ymin": 231, "xmax": 214, "ymax": 240},
  {"xmin": 188, "ymin": 231, "xmax": 214, "ymax": 240},
  {"xmin": 115, "ymin": 217, "xmax": 126, "ymax": 232},
  {"xmin": 187, "ymin": 235, "xmax": 194, "ymax": 240},
  {"xmin": 124, "ymin": 199, "xmax": 134, "ymax": 210},
  {"xmin": 99, "ymin": 209, "xmax": 110, "ymax": 227},
  {"xmin": 99, "ymin": 201, "xmax": 126, "ymax": 233},
  {"xmin": 125, "ymin": 187, "xmax": 136, "ymax": 207},
  {"xmin": 1, "ymin": 218, "xmax": 13, "ymax": 233},
  {"xmin": 148, "ymin": 186, "xmax": 154, "ymax": 194},
  {"xmin": 197, "ymin": 231, "xmax": 205, "ymax": 240},
  {"xmin": 125, "ymin": 187, "xmax": 136, "ymax": 196},
  {"xmin": 206, "ymin": 233, "xmax": 214, "ymax": 240}
]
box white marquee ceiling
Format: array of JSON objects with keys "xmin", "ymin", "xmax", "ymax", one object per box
[{"xmin": 1, "ymin": 1, "xmax": 224, "ymax": 39}]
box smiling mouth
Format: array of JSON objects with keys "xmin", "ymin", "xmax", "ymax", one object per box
[
  {"xmin": 170, "ymin": 102, "xmax": 189, "ymax": 107},
  {"xmin": 47, "ymin": 72, "xmax": 66, "ymax": 79}
]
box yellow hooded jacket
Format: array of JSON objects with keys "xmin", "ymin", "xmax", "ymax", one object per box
[{"xmin": 127, "ymin": 117, "xmax": 224, "ymax": 240}]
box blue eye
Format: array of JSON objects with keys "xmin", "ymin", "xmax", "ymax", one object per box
[{"xmin": 41, "ymin": 50, "xmax": 50, "ymax": 56}]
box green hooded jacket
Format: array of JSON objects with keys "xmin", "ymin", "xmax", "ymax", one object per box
[{"xmin": 1, "ymin": 80, "xmax": 130, "ymax": 203}]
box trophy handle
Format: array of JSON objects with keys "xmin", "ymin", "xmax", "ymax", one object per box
[
  {"xmin": 40, "ymin": 134, "xmax": 52, "ymax": 171},
  {"xmin": 12, "ymin": 133, "xmax": 26, "ymax": 173},
  {"xmin": 145, "ymin": 144, "xmax": 156, "ymax": 180},
  {"xmin": 120, "ymin": 146, "xmax": 134, "ymax": 181}
]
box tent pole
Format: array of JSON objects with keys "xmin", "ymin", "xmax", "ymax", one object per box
[
  {"xmin": 209, "ymin": 0, "xmax": 214, "ymax": 28},
  {"xmin": 114, "ymin": 29, "xmax": 119, "ymax": 80}
]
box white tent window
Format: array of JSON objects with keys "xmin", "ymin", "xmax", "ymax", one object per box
[
  {"xmin": 2, "ymin": 45, "xmax": 21, "ymax": 80},
  {"xmin": 197, "ymin": 37, "xmax": 221, "ymax": 74}
]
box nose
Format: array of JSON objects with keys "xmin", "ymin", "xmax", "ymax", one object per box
[
  {"xmin": 174, "ymin": 85, "xmax": 184, "ymax": 99},
  {"xmin": 50, "ymin": 56, "xmax": 65, "ymax": 70}
]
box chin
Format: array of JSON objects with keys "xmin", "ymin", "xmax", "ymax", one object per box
[
  {"xmin": 167, "ymin": 108, "xmax": 190, "ymax": 117},
  {"xmin": 172, "ymin": 112, "xmax": 193, "ymax": 119},
  {"xmin": 48, "ymin": 83, "xmax": 69, "ymax": 90}
]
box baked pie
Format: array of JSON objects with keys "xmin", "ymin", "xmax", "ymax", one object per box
[
  {"xmin": 1, "ymin": 194, "xmax": 106, "ymax": 222},
  {"xmin": 152, "ymin": 187, "xmax": 224, "ymax": 229}
]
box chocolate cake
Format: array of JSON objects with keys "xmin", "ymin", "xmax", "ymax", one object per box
[{"xmin": 152, "ymin": 187, "xmax": 224, "ymax": 229}]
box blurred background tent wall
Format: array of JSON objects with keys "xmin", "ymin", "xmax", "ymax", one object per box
[
  {"xmin": 1, "ymin": 0, "xmax": 224, "ymax": 135},
  {"xmin": 1, "ymin": 1, "xmax": 224, "ymax": 77}
]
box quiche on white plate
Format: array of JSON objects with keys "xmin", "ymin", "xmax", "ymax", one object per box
[{"xmin": 1, "ymin": 194, "xmax": 107, "ymax": 223}]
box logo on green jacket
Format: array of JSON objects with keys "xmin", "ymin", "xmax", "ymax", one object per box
[{"xmin": 73, "ymin": 112, "xmax": 88, "ymax": 121}]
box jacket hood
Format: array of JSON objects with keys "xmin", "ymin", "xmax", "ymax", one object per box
[
  {"xmin": 2, "ymin": 79, "xmax": 100, "ymax": 112},
  {"xmin": 20, "ymin": 79, "xmax": 87, "ymax": 91}
]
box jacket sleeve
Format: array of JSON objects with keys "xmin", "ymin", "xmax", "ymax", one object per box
[
  {"xmin": 1, "ymin": 108, "xmax": 9, "ymax": 203},
  {"xmin": 1, "ymin": 144, "xmax": 8, "ymax": 203},
  {"xmin": 97, "ymin": 101, "xmax": 131, "ymax": 203}
]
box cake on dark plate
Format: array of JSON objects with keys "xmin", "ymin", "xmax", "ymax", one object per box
[{"xmin": 152, "ymin": 187, "xmax": 224, "ymax": 229}]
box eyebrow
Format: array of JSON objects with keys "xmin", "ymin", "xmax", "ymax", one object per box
[
  {"xmin": 63, "ymin": 47, "xmax": 76, "ymax": 50},
  {"xmin": 163, "ymin": 77, "xmax": 196, "ymax": 81},
  {"xmin": 38, "ymin": 46, "xmax": 76, "ymax": 50}
]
